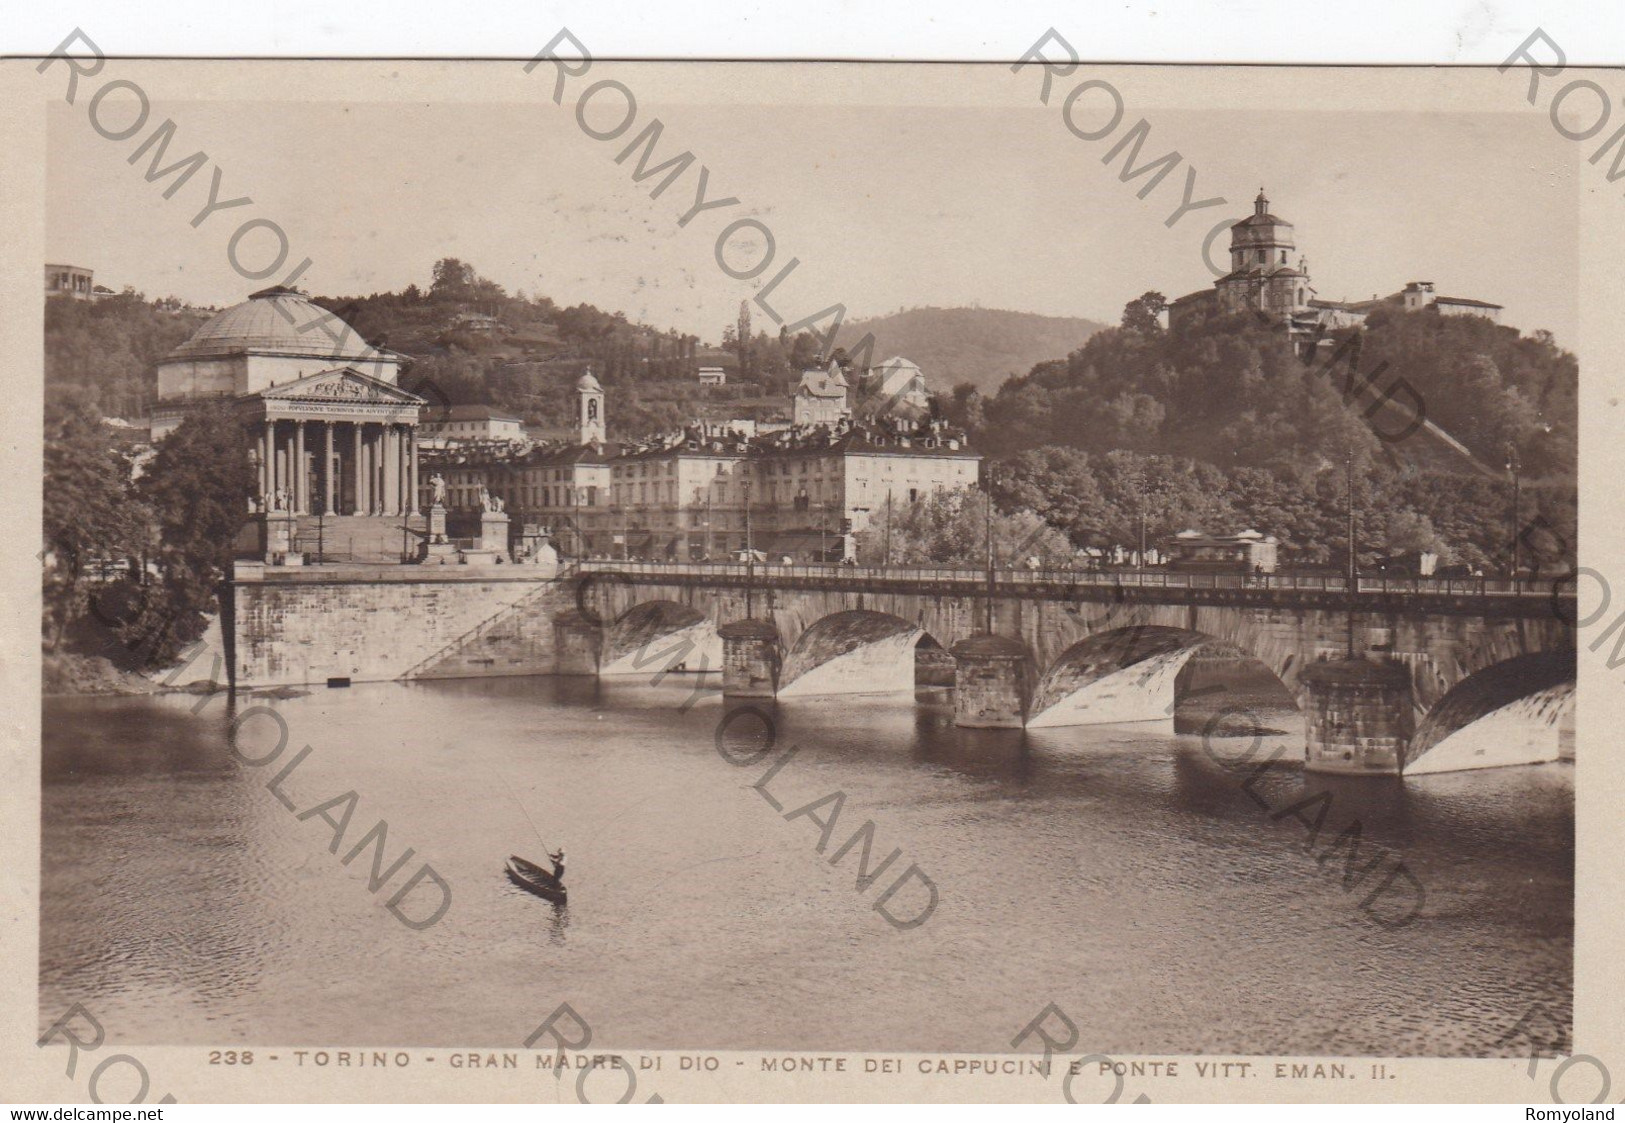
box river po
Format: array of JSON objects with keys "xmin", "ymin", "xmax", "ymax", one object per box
[{"xmin": 40, "ymin": 671, "xmax": 1572, "ymax": 1055}]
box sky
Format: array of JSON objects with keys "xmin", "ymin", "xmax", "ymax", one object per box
[{"xmin": 46, "ymin": 78, "xmax": 1580, "ymax": 348}]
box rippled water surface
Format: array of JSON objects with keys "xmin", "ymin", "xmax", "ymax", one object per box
[{"xmin": 41, "ymin": 676, "xmax": 1572, "ymax": 1053}]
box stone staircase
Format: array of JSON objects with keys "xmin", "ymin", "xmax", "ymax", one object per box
[
  {"xmin": 293, "ymin": 515, "xmax": 425, "ymax": 564},
  {"xmin": 397, "ymin": 566, "xmax": 578, "ymax": 681}
]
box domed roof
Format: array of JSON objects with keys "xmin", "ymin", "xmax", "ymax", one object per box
[
  {"xmin": 166, "ymin": 287, "xmax": 392, "ymax": 361},
  {"xmin": 576, "ymin": 370, "xmax": 603, "ymax": 391}
]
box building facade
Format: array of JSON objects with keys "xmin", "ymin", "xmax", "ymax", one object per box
[
  {"xmin": 791, "ymin": 361, "xmax": 850, "ymax": 427},
  {"xmin": 151, "ymin": 286, "xmax": 425, "ymax": 521},
  {"xmin": 419, "ymin": 375, "xmax": 980, "ymax": 561},
  {"xmin": 420, "ymin": 404, "xmax": 525, "ymax": 444},
  {"xmin": 45, "ymin": 264, "xmax": 96, "ymax": 299}
]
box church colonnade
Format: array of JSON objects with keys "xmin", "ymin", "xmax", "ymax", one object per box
[{"xmin": 256, "ymin": 418, "xmax": 420, "ymax": 517}]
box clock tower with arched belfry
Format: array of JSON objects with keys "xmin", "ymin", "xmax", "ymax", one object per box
[{"xmin": 576, "ymin": 369, "xmax": 605, "ymax": 445}]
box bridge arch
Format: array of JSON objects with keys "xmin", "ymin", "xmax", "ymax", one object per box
[
  {"xmin": 1028, "ymin": 625, "xmax": 1299, "ymax": 729},
  {"xmin": 1406, "ymin": 650, "xmax": 1575, "ymax": 774},
  {"xmin": 600, "ymin": 599, "xmax": 720, "ymax": 677},
  {"xmin": 778, "ymin": 609, "xmax": 943, "ymax": 697}
]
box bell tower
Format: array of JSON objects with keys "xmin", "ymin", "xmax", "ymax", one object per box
[{"xmin": 575, "ymin": 369, "xmax": 605, "ymax": 445}]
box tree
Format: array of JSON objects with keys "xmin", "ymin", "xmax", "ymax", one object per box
[
  {"xmin": 42, "ymin": 391, "xmax": 144, "ymax": 649},
  {"xmin": 129, "ymin": 405, "xmax": 255, "ymax": 666},
  {"xmin": 1383, "ymin": 510, "xmax": 1445, "ymax": 558},
  {"xmin": 1121, "ymin": 291, "xmax": 1167, "ymax": 334},
  {"xmin": 430, "ymin": 258, "xmax": 478, "ymax": 302},
  {"xmin": 853, "ymin": 488, "xmax": 1069, "ymax": 566}
]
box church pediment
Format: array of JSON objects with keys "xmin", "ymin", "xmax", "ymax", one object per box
[{"xmin": 258, "ymin": 367, "xmax": 427, "ymax": 405}]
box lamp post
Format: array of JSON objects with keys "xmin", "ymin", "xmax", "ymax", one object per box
[
  {"xmin": 743, "ymin": 476, "xmax": 755, "ymax": 616},
  {"xmin": 1345, "ymin": 448, "xmax": 1358, "ymax": 592},
  {"xmin": 884, "ymin": 488, "xmax": 893, "ymax": 568},
  {"xmin": 984, "ymin": 469, "xmax": 996, "ymax": 632},
  {"xmin": 568, "ymin": 483, "xmax": 579, "ymax": 559},
  {"xmin": 1506, "ymin": 442, "xmax": 1522, "ymax": 584}
]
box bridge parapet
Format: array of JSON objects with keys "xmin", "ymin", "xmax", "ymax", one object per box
[{"xmin": 577, "ymin": 561, "xmax": 1574, "ymax": 620}]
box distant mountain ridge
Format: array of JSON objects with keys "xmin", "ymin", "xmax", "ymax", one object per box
[{"xmin": 835, "ymin": 306, "xmax": 1107, "ymax": 394}]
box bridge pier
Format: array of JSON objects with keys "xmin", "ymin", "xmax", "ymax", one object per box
[
  {"xmin": 1301, "ymin": 658, "xmax": 1413, "ymax": 776},
  {"xmin": 719, "ymin": 619, "xmax": 781, "ymax": 697},
  {"xmin": 552, "ymin": 609, "xmax": 602, "ymax": 676},
  {"xmin": 949, "ymin": 634, "xmax": 1035, "ymax": 728}
]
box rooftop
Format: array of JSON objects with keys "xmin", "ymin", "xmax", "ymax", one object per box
[{"xmin": 424, "ymin": 404, "xmax": 524, "ymax": 423}]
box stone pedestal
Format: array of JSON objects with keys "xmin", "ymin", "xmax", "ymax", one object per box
[
  {"xmin": 478, "ymin": 510, "xmax": 511, "ymax": 555},
  {"xmin": 552, "ymin": 609, "xmax": 603, "ymax": 676},
  {"xmin": 719, "ymin": 619, "xmax": 781, "ymax": 697},
  {"xmin": 1302, "ymin": 658, "xmax": 1413, "ymax": 776},
  {"xmin": 418, "ymin": 504, "xmax": 458, "ymax": 564},
  {"xmin": 261, "ymin": 513, "xmax": 302, "ymax": 566},
  {"xmin": 949, "ymin": 634, "xmax": 1034, "ymax": 728}
]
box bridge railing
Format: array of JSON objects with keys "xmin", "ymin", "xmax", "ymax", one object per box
[{"xmin": 575, "ymin": 560, "xmax": 1565, "ymax": 598}]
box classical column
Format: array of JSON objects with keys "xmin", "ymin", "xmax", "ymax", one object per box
[
  {"xmin": 374, "ymin": 426, "xmax": 383, "ymax": 516},
  {"xmin": 272, "ymin": 422, "xmax": 285, "ymax": 502},
  {"xmin": 384, "ymin": 425, "xmax": 399, "ymax": 516},
  {"xmin": 293, "ymin": 421, "xmax": 307, "ymax": 514},
  {"xmin": 352, "ymin": 423, "xmax": 365, "ymax": 515},
  {"xmin": 363, "ymin": 425, "xmax": 376, "ymax": 515},
  {"xmin": 258, "ymin": 421, "xmax": 271, "ymax": 505},
  {"xmin": 398, "ymin": 427, "xmax": 410, "ymax": 516},
  {"xmin": 408, "ymin": 427, "xmax": 420, "ymax": 515},
  {"xmin": 324, "ymin": 422, "xmax": 336, "ymax": 515},
  {"xmin": 372, "ymin": 429, "xmax": 385, "ymax": 516}
]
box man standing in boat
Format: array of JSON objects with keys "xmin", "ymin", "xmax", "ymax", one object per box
[{"xmin": 549, "ymin": 848, "xmax": 566, "ymax": 883}]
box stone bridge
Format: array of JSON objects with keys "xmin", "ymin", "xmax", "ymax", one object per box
[{"xmin": 565, "ymin": 562, "xmax": 1577, "ymax": 777}]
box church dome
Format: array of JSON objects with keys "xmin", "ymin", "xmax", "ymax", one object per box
[
  {"xmin": 576, "ymin": 370, "xmax": 603, "ymax": 391},
  {"xmin": 167, "ymin": 286, "xmax": 388, "ymax": 361}
]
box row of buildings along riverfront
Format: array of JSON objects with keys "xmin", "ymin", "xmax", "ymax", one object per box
[
  {"xmin": 426, "ymin": 369, "xmax": 977, "ymax": 561},
  {"xmin": 143, "ymin": 285, "xmax": 979, "ymax": 564}
]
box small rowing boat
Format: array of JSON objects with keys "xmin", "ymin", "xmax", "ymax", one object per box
[{"xmin": 506, "ymin": 855, "xmax": 567, "ymax": 904}]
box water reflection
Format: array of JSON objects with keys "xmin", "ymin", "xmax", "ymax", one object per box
[{"xmin": 41, "ymin": 675, "xmax": 1572, "ymax": 1054}]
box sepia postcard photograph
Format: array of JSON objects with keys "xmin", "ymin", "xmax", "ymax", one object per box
[{"xmin": 2, "ymin": 2, "xmax": 1623, "ymax": 1108}]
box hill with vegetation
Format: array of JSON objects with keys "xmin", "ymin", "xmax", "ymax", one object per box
[
  {"xmin": 940, "ymin": 292, "xmax": 1578, "ymax": 571},
  {"xmin": 43, "ymin": 259, "xmax": 822, "ymax": 437},
  {"xmin": 833, "ymin": 306, "xmax": 1107, "ymax": 394}
]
